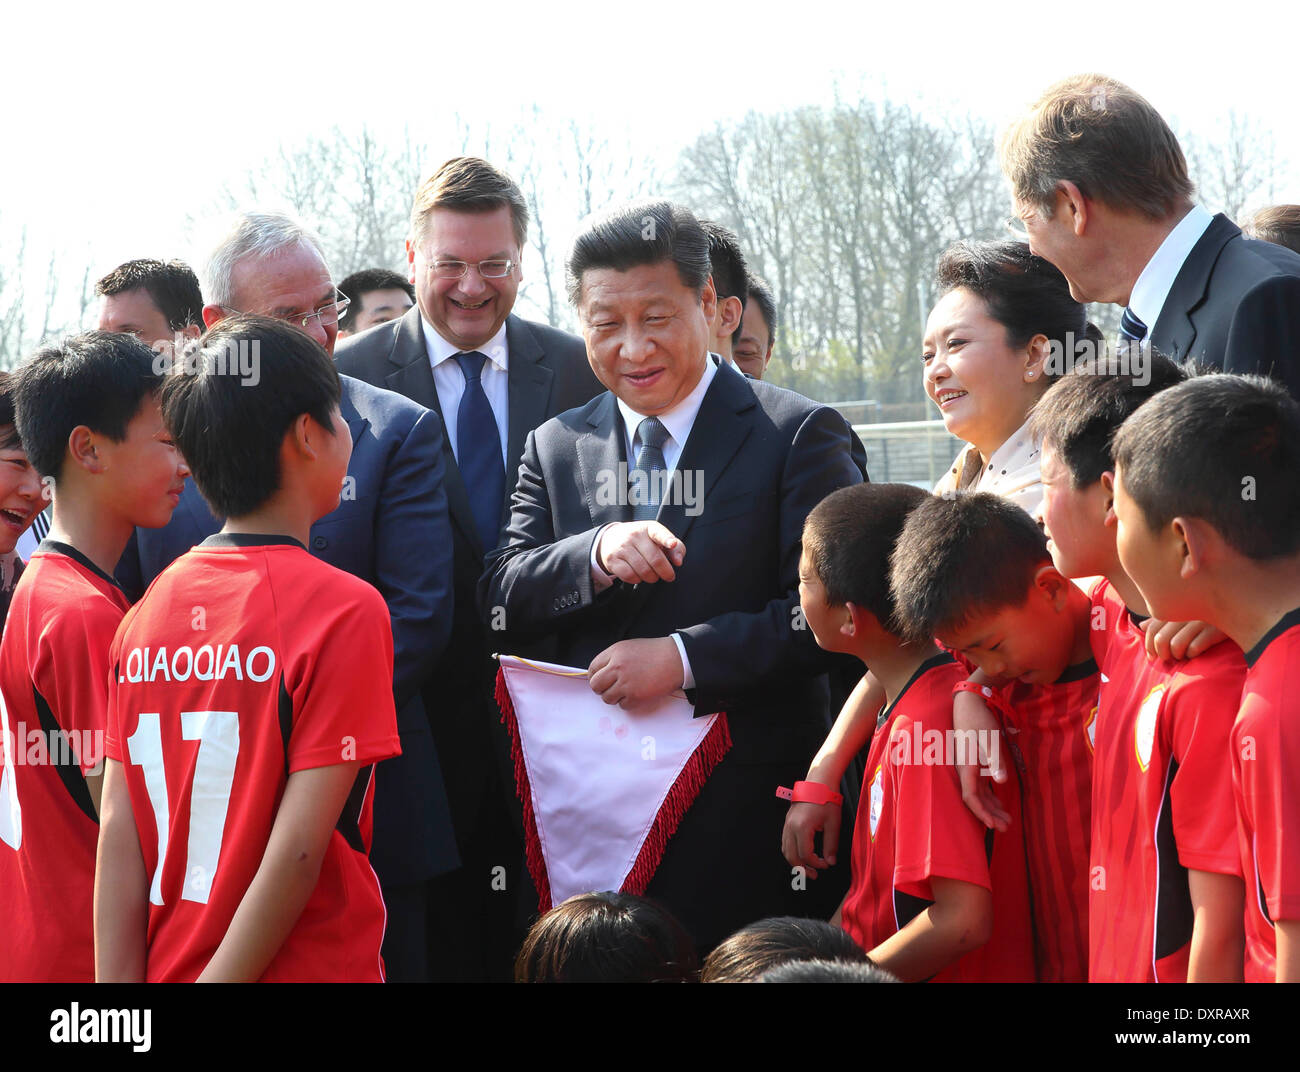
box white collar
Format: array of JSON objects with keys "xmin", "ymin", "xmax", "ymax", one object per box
[
  {"xmin": 615, "ymin": 355, "xmax": 718, "ymax": 453},
  {"xmin": 422, "ymin": 317, "xmax": 510, "ymax": 371},
  {"xmin": 1127, "ymin": 204, "xmax": 1214, "ymax": 331},
  {"xmin": 982, "ymin": 420, "xmax": 1039, "ymax": 483}
]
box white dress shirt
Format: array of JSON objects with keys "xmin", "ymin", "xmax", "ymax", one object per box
[
  {"xmin": 589, "ymin": 355, "xmax": 721, "ymax": 689},
  {"xmin": 423, "ymin": 317, "xmax": 510, "ymax": 467},
  {"xmin": 1126, "ymin": 204, "xmax": 1214, "ymax": 334}
]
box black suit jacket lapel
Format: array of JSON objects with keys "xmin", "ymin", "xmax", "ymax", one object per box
[
  {"xmin": 655, "ymin": 363, "xmax": 754, "ymax": 544},
  {"xmin": 381, "ymin": 307, "xmax": 481, "ymax": 554},
  {"xmin": 614, "ymin": 363, "xmax": 756, "ymax": 631},
  {"xmin": 576, "ymin": 393, "xmax": 631, "ymax": 529},
  {"xmin": 1152, "ymin": 213, "xmax": 1239, "ymax": 362},
  {"xmin": 505, "ymin": 316, "xmax": 555, "ymax": 530}
]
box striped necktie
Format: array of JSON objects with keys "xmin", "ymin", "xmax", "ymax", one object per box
[
  {"xmin": 631, "ymin": 417, "xmax": 669, "ymax": 522},
  {"xmin": 1118, "ymin": 306, "xmax": 1147, "ymax": 346}
]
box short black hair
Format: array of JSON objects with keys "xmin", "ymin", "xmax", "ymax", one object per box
[
  {"xmin": 1113, "ymin": 374, "xmax": 1300, "ymax": 561},
  {"xmin": 160, "ymin": 316, "xmax": 341, "ymax": 520},
  {"xmin": 802, "ymin": 483, "xmax": 930, "ymax": 626},
  {"xmin": 935, "ymin": 240, "xmax": 1089, "ymax": 378},
  {"xmin": 746, "ymin": 273, "xmax": 777, "ymax": 335},
  {"xmin": 890, "ymin": 492, "xmax": 1051, "ymax": 642},
  {"xmin": 701, "ymin": 917, "xmax": 870, "ymax": 983},
  {"xmin": 12, "ymin": 332, "xmax": 163, "ymax": 482},
  {"xmin": 513, "ymin": 891, "xmax": 698, "ymax": 983},
  {"xmin": 337, "ymin": 268, "xmax": 415, "ymax": 334},
  {"xmin": 1028, "ymin": 351, "xmax": 1187, "ymax": 486},
  {"xmin": 701, "ymin": 220, "xmax": 750, "ymax": 344},
  {"xmin": 95, "ymin": 259, "xmax": 204, "ymax": 331},
  {"xmin": 757, "ymin": 958, "xmax": 899, "ymax": 983},
  {"xmin": 0, "ymin": 371, "xmax": 21, "ymax": 451},
  {"xmin": 567, "ymin": 200, "xmax": 711, "ymax": 305}
]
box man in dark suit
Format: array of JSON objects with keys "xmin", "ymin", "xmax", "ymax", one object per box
[
  {"xmin": 479, "ymin": 200, "xmax": 863, "ymax": 952},
  {"xmin": 335, "ymin": 157, "xmax": 603, "ymax": 980},
  {"xmin": 1001, "ymin": 73, "xmax": 1300, "ymax": 397},
  {"xmin": 115, "ymin": 211, "xmax": 458, "ymax": 982}
]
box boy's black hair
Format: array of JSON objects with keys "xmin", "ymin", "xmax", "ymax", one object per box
[
  {"xmin": 701, "ymin": 916, "xmax": 870, "ymax": 983},
  {"xmin": 95, "ymin": 258, "xmax": 205, "ymax": 331},
  {"xmin": 801, "ymin": 483, "xmax": 930, "ymax": 627},
  {"xmin": 1113, "ymin": 373, "xmax": 1300, "ymax": 560},
  {"xmin": 1028, "ymin": 351, "xmax": 1186, "ymax": 486},
  {"xmin": 12, "ymin": 332, "xmax": 163, "ymax": 481},
  {"xmin": 513, "ymin": 891, "xmax": 698, "ymax": 983},
  {"xmin": 0, "ymin": 371, "xmax": 22, "ymax": 451},
  {"xmin": 757, "ymin": 957, "xmax": 899, "ymax": 983},
  {"xmin": 890, "ymin": 491, "xmax": 1051, "ymax": 642},
  {"xmin": 160, "ymin": 315, "xmax": 341, "ymax": 520}
]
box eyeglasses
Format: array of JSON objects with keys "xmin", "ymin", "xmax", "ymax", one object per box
[
  {"xmin": 224, "ymin": 289, "xmax": 351, "ymax": 332},
  {"xmin": 424, "ymin": 258, "xmax": 517, "ymax": 280},
  {"xmin": 1003, "ymin": 215, "xmax": 1031, "ymax": 240}
]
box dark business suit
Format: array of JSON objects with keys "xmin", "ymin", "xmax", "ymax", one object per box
[
  {"xmin": 116, "ymin": 375, "xmax": 458, "ymax": 981},
  {"xmin": 480, "ymin": 360, "xmax": 863, "ymax": 952},
  {"xmin": 1151, "ymin": 213, "xmax": 1300, "ymax": 397},
  {"xmin": 335, "ymin": 306, "xmax": 604, "ymax": 979}
]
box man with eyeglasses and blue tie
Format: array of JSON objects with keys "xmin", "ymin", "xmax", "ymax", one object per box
[
  {"xmin": 336, "ymin": 157, "xmax": 603, "ymax": 981},
  {"xmin": 115, "ymin": 210, "xmax": 460, "ymax": 983}
]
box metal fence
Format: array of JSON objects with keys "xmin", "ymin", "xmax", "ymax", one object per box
[{"xmin": 827, "ymin": 399, "xmax": 963, "ymax": 488}]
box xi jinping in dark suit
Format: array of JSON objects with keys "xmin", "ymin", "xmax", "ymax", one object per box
[{"xmin": 480, "ymin": 201, "xmax": 863, "ymax": 951}]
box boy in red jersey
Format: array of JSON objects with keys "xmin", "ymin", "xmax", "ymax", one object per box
[
  {"xmin": 1112, "ymin": 374, "xmax": 1300, "ymax": 983},
  {"xmin": 95, "ymin": 317, "xmax": 400, "ymax": 982},
  {"xmin": 0, "ymin": 333, "xmax": 187, "ymax": 982},
  {"xmin": 795, "ymin": 483, "xmax": 1034, "ymax": 982},
  {"xmin": 887, "ymin": 492, "xmax": 1099, "ymax": 983},
  {"xmin": 1031, "ymin": 356, "xmax": 1246, "ymax": 983}
]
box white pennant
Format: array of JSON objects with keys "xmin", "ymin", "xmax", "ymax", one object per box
[{"xmin": 497, "ymin": 654, "xmax": 727, "ymax": 907}]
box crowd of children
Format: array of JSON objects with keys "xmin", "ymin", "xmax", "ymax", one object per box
[{"xmin": 0, "ymin": 314, "xmax": 1295, "ymax": 983}]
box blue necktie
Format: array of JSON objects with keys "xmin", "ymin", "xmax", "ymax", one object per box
[
  {"xmin": 1119, "ymin": 306, "xmax": 1147, "ymax": 346},
  {"xmin": 454, "ymin": 351, "xmax": 505, "ymax": 550},
  {"xmin": 632, "ymin": 417, "xmax": 670, "ymax": 522}
]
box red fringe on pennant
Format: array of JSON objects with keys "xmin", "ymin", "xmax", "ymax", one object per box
[
  {"xmin": 495, "ymin": 666, "xmax": 553, "ymax": 913},
  {"xmin": 622, "ymin": 712, "xmax": 733, "ymax": 896}
]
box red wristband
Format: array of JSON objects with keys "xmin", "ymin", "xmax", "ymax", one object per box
[
  {"xmin": 775, "ymin": 780, "xmax": 844, "ymax": 807},
  {"xmin": 952, "ymin": 679, "xmax": 1016, "ymax": 721}
]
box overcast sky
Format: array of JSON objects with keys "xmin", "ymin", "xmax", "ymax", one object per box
[{"xmin": 5, "ymin": 0, "xmax": 1298, "ymax": 326}]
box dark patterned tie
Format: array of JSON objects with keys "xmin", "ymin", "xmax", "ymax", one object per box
[
  {"xmin": 1118, "ymin": 306, "xmax": 1148, "ymax": 346},
  {"xmin": 453, "ymin": 351, "xmax": 505, "ymax": 550},
  {"xmin": 632, "ymin": 417, "xmax": 670, "ymax": 522}
]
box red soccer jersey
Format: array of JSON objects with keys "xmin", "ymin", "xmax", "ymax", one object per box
[
  {"xmin": 0, "ymin": 542, "xmax": 130, "ymax": 982},
  {"xmin": 840, "ymin": 653, "xmax": 1035, "ymax": 982},
  {"xmin": 103, "ymin": 535, "xmax": 401, "ymax": 983},
  {"xmin": 994, "ymin": 659, "xmax": 1099, "ymax": 983},
  {"xmin": 1088, "ymin": 579, "xmax": 1245, "ymax": 983},
  {"xmin": 1232, "ymin": 608, "xmax": 1300, "ymax": 983}
]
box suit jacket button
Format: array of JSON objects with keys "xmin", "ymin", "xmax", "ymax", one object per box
[{"xmin": 312, "ymin": 535, "xmax": 327, "ymax": 549}]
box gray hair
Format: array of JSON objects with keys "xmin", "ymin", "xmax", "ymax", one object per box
[{"xmin": 202, "ymin": 211, "xmax": 331, "ymax": 308}]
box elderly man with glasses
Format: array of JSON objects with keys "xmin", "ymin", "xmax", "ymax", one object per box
[{"xmin": 114, "ymin": 210, "xmax": 460, "ymax": 983}]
